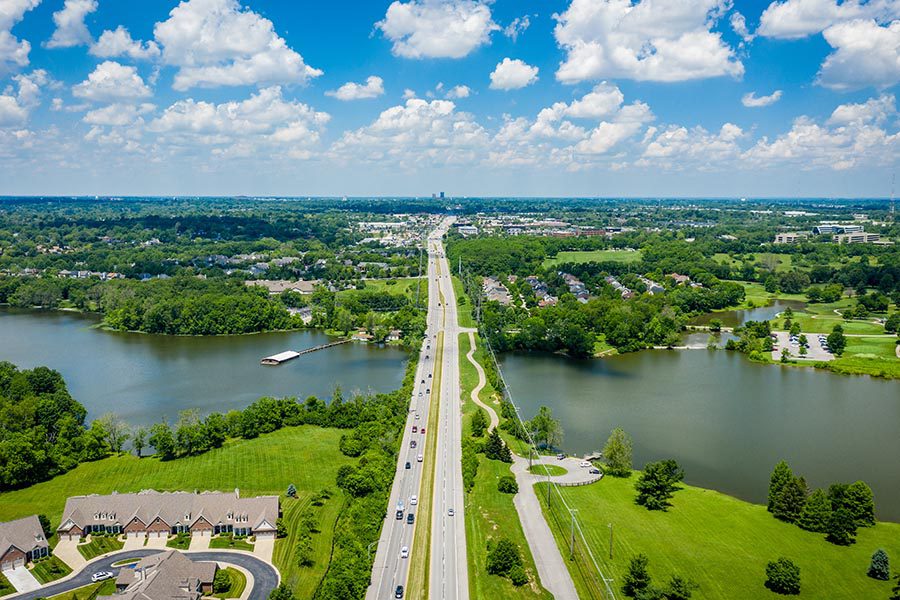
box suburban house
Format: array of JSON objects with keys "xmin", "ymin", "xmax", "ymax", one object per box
[
  {"xmin": 244, "ymin": 279, "xmax": 320, "ymax": 295},
  {"xmin": 57, "ymin": 490, "xmax": 279, "ymax": 541},
  {"xmin": 103, "ymin": 550, "xmax": 217, "ymax": 600},
  {"xmin": 0, "ymin": 515, "xmax": 49, "ymax": 570}
]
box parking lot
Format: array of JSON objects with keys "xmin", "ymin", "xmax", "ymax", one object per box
[{"xmin": 771, "ymin": 331, "xmax": 834, "ymax": 361}]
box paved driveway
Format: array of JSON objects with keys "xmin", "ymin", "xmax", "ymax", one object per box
[
  {"xmin": 2, "ymin": 567, "xmax": 40, "ymax": 593},
  {"xmin": 121, "ymin": 536, "xmax": 144, "ymax": 551},
  {"xmin": 145, "ymin": 536, "xmax": 168, "ymax": 549},
  {"xmin": 188, "ymin": 533, "xmax": 210, "ymax": 551},
  {"xmin": 51, "ymin": 539, "xmax": 86, "ymax": 570},
  {"xmin": 252, "ymin": 537, "xmax": 274, "ymax": 563},
  {"xmin": 8, "ymin": 550, "xmax": 278, "ymax": 600}
]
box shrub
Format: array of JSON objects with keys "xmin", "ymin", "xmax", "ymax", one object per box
[
  {"xmin": 869, "ymin": 549, "xmax": 891, "ymax": 581},
  {"xmin": 486, "ymin": 538, "xmax": 522, "ymax": 578},
  {"xmin": 508, "ymin": 564, "xmax": 528, "ymax": 586},
  {"xmin": 497, "ymin": 476, "xmax": 518, "ymax": 494},
  {"xmin": 765, "ymin": 557, "xmax": 800, "ymax": 595},
  {"xmin": 213, "ymin": 570, "xmax": 231, "ymax": 594}
]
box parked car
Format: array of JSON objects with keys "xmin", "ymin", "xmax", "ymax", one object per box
[
  {"xmin": 580, "ymin": 460, "xmax": 592, "ymax": 468},
  {"xmin": 421, "ymin": 427, "xmax": 426, "ymax": 434},
  {"xmin": 400, "ymin": 546, "xmax": 409, "ymax": 559},
  {"xmin": 556, "ymin": 453, "xmax": 566, "ymax": 460},
  {"xmin": 589, "ymin": 468, "xmax": 601, "ymax": 475},
  {"xmin": 92, "ymin": 572, "xmax": 113, "ymax": 583}
]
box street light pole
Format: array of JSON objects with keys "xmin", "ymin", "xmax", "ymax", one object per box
[{"xmin": 608, "ymin": 523, "xmax": 613, "ymax": 560}]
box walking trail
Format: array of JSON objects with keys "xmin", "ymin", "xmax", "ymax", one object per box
[{"xmin": 462, "ymin": 329, "xmax": 579, "ymax": 600}]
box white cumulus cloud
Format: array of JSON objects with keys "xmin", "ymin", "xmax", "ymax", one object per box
[
  {"xmin": 153, "ymin": 0, "xmax": 322, "ymax": 91},
  {"xmin": 376, "ymin": 0, "xmax": 498, "ymax": 59},
  {"xmin": 45, "ymin": 0, "xmax": 97, "ymax": 49},
  {"xmin": 553, "ymin": 0, "xmax": 743, "ymax": 83},
  {"xmin": 742, "ymin": 90, "xmax": 783, "ymax": 107},
  {"xmin": 90, "ymin": 26, "xmax": 160, "ymax": 60},
  {"xmin": 445, "ymin": 84, "xmax": 470, "ymax": 99},
  {"xmin": 489, "ymin": 58, "xmax": 538, "ymax": 90},
  {"xmin": 817, "ymin": 19, "xmax": 900, "ymax": 91},
  {"xmin": 503, "ymin": 15, "xmax": 530, "ymax": 42},
  {"xmin": 326, "ymin": 76, "xmax": 385, "ymax": 101},
  {"xmin": 757, "ymin": 0, "xmax": 898, "ymax": 39},
  {"xmin": 72, "ymin": 61, "xmax": 152, "ymax": 102},
  {"xmin": 0, "ymin": 0, "xmax": 41, "ymax": 71}
]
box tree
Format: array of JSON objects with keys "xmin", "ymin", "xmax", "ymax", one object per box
[
  {"xmin": 868, "ymin": 549, "xmax": 890, "ymax": 581},
  {"xmin": 844, "ymin": 481, "xmax": 876, "ymax": 527},
  {"xmin": 708, "ymin": 319, "xmax": 722, "ymax": 332},
  {"xmin": 334, "ymin": 308, "xmax": 353, "ymax": 336},
  {"xmin": 602, "ymin": 428, "xmax": 633, "ymax": 477},
  {"xmin": 892, "ymin": 573, "xmax": 900, "ymax": 600},
  {"xmin": 471, "ymin": 408, "xmax": 488, "ymax": 438},
  {"xmin": 484, "ymin": 427, "xmax": 512, "ymax": 463},
  {"xmin": 148, "ymin": 422, "xmax": 175, "ymax": 460},
  {"xmin": 768, "ymin": 461, "xmax": 794, "ymax": 513},
  {"xmin": 827, "ymin": 328, "xmax": 847, "ymax": 356},
  {"xmin": 287, "ymin": 483, "xmax": 297, "ymax": 498},
  {"xmin": 663, "ymin": 575, "xmax": 698, "ymax": 600},
  {"xmin": 38, "ymin": 514, "xmax": 52, "ymax": 538},
  {"xmin": 826, "ymin": 507, "xmax": 857, "ymax": 546},
  {"xmin": 772, "ymin": 476, "xmax": 807, "ymax": 523},
  {"xmin": 95, "ymin": 413, "xmax": 130, "ymax": 454},
  {"xmin": 622, "ymin": 554, "xmax": 652, "ymax": 597},
  {"xmin": 269, "ymin": 583, "xmax": 295, "ymax": 600},
  {"xmin": 765, "ymin": 557, "xmax": 800, "ymax": 595},
  {"xmin": 132, "ymin": 427, "xmax": 146, "ymax": 458},
  {"xmin": 213, "ymin": 570, "xmax": 231, "ymax": 594},
  {"xmin": 497, "ymin": 476, "xmax": 518, "ymax": 494},
  {"xmin": 789, "ymin": 322, "xmax": 801, "ymax": 336},
  {"xmin": 508, "ymin": 564, "xmax": 528, "ymax": 586},
  {"xmin": 635, "ymin": 460, "xmax": 684, "ymax": 511},
  {"xmin": 528, "ymin": 406, "xmax": 563, "ymax": 449},
  {"xmin": 885, "ymin": 313, "xmax": 900, "ymax": 334},
  {"xmin": 798, "ymin": 489, "xmax": 831, "ymax": 533},
  {"xmin": 486, "ymin": 538, "xmax": 522, "ymax": 577},
  {"xmin": 276, "ymin": 518, "xmax": 287, "ymax": 539}
]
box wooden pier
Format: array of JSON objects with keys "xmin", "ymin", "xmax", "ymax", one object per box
[{"xmin": 260, "ymin": 339, "xmax": 350, "ymax": 365}]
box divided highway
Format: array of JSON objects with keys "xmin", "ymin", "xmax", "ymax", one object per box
[{"xmin": 366, "ymin": 219, "xmax": 467, "ymax": 600}]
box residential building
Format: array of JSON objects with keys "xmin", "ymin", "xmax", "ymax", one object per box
[
  {"xmin": 0, "ymin": 515, "xmax": 49, "ymax": 569},
  {"xmin": 639, "ymin": 276, "xmax": 665, "ymax": 295},
  {"xmin": 104, "ymin": 550, "xmax": 217, "ymax": 600},
  {"xmin": 668, "ymin": 273, "xmax": 691, "ymax": 286},
  {"xmin": 245, "ymin": 279, "xmax": 320, "ymax": 295},
  {"xmin": 833, "ymin": 232, "xmax": 881, "ymax": 244},
  {"xmin": 604, "ymin": 276, "xmax": 633, "ymax": 299},
  {"xmin": 457, "ymin": 225, "xmax": 478, "ymax": 237},
  {"xmin": 482, "ymin": 277, "xmax": 512, "ymax": 306},
  {"xmin": 57, "ymin": 490, "xmax": 279, "ymax": 541},
  {"xmin": 774, "ymin": 232, "xmax": 808, "ymax": 244}
]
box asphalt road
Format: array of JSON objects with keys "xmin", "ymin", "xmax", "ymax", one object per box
[
  {"xmin": 9, "ymin": 550, "xmax": 279, "ymax": 600},
  {"xmin": 366, "ymin": 221, "xmax": 447, "ymax": 600},
  {"xmin": 429, "ymin": 231, "xmax": 469, "ymax": 600}
]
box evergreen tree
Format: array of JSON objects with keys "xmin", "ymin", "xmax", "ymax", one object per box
[
  {"xmin": 825, "ymin": 507, "xmax": 857, "ymax": 546},
  {"xmin": 622, "ymin": 554, "xmax": 652, "ymax": 598},
  {"xmin": 486, "ymin": 538, "xmax": 522, "ymax": 577},
  {"xmin": 768, "ymin": 461, "xmax": 793, "ymax": 513},
  {"xmin": 765, "ymin": 557, "xmax": 801, "ymax": 595},
  {"xmin": 845, "ymin": 481, "xmax": 876, "ymax": 527},
  {"xmin": 868, "ymin": 549, "xmax": 890, "ymax": 581},
  {"xmin": 772, "ymin": 476, "xmax": 807, "ymax": 523},
  {"xmin": 635, "ymin": 460, "xmax": 684, "ymax": 511},
  {"xmin": 891, "ymin": 573, "xmax": 900, "ymax": 600},
  {"xmin": 798, "ymin": 489, "xmax": 832, "ymax": 533},
  {"xmin": 471, "ymin": 408, "xmax": 488, "ymax": 437},
  {"xmin": 484, "ymin": 427, "xmax": 512, "ymax": 463},
  {"xmin": 287, "ymin": 483, "xmax": 297, "ymax": 498},
  {"xmin": 603, "ymin": 427, "xmax": 633, "ymax": 477},
  {"xmin": 663, "ymin": 575, "xmax": 698, "ymax": 600}
]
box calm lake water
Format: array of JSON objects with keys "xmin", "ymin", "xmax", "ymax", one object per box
[
  {"xmin": 0, "ymin": 308, "xmax": 408, "ymax": 425},
  {"xmin": 500, "ymin": 349, "xmax": 900, "ymax": 520}
]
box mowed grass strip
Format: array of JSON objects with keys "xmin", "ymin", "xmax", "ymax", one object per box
[
  {"xmin": 537, "ymin": 475, "xmax": 900, "ymax": 600},
  {"xmin": 212, "ymin": 567, "xmax": 247, "ymax": 599},
  {"xmin": 452, "ymin": 276, "xmax": 476, "ymax": 329},
  {"xmin": 77, "ymin": 536, "xmax": 123, "ymax": 559},
  {"xmin": 543, "ymin": 249, "xmax": 643, "ymax": 269},
  {"xmin": 406, "ymin": 331, "xmax": 443, "ymax": 600},
  {"xmin": 459, "ymin": 333, "xmax": 552, "ymax": 600},
  {"xmin": 30, "ymin": 556, "xmax": 72, "ymax": 584}
]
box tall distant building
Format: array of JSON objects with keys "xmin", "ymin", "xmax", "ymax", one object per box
[{"xmin": 439, "ymin": 191, "xmax": 445, "ymax": 199}]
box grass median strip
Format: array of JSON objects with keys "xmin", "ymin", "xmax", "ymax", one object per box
[{"xmin": 406, "ymin": 330, "xmax": 443, "ymax": 600}]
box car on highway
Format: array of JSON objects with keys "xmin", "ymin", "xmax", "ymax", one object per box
[
  {"xmin": 410, "ymin": 440, "xmax": 417, "ymax": 448},
  {"xmin": 410, "ymin": 495, "xmax": 418, "ymax": 505},
  {"xmin": 91, "ymin": 572, "xmax": 114, "ymax": 582},
  {"xmin": 395, "ymin": 585, "xmax": 404, "ymax": 598},
  {"xmin": 412, "ymin": 425, "xmax": 418, "ymax": 433},
  {"xmin": 407, "ymin": 513, "xmax": 415, "ymax": 524},
  {"xmin": 400, "ymin": 546, "xmax": 409, "ymax": 559},
  {"xmin": 405, "ymin": 461, "xmax": 411, "ymax": 469},
  {"xmin": 417, "ymin": 454, "xmax": 423, "ymax": 462},
  {"xmin": 415, "ymin": 413, "xmax": 420, "ymax": 419},
  {"xmin": 421, "ymin": 427, "xmax": 426, "ymax": 434},
  {"xmin": 448, "ymin": 508, "xmax": 455, "ymax": 517}
]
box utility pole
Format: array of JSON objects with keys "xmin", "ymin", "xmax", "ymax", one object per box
[
  {"xmin": 415, "ymin": 244, "xmax": 423, "ymax": 310},
  {"xmin": 546, "ymin": 468, "xmax": 552, "ymax": 506},
  {"xmin": 608, "ymin": 523, "xmax": 613, "ymax": 560},
  {"xmin": 569, "ymin": 509, "xmax": 579, "ymax": 560}
]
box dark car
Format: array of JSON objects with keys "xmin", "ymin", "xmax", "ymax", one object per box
[
  {"xmin": 395, "ymin": 585, "xmax": 404, "ymax": 598},
  {"xmin": 407, "ymin": 513, "xmax": 415, "ymax": 524},
  {"xmin": 405, "ymin": 461, "xmax": 411, "ymax": 469},
  {"xmin": 410, "ymin": 440, "xmax": 417, "ymax": 448},
  {"xmin": 589, "ymin": 468, "xmax": 601, "ymax": 474}
]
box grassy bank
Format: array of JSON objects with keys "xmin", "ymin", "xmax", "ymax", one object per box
[
  {"xmin": 212, "ymin": 567, "xmax": 247, "ymax": 599},
  {"xmin": 543, "ymin": 249, "xmax": 642, "ymax": 269},
  {"xmin": 0, "ymin": 425, "xmax": 353, "ymax": 598},
  {"xmin": 459, "ymin": 332, "xmax": 552, "ymax": 600},
  {"xmin": 452, "ymin": 276, "xmax": 476, "ymax": 329},
  {"xmin": 537, "ymin": 475, "xmax": 900, "ymax": 600}
]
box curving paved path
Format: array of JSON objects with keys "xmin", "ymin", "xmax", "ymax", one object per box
[
  {"xmin": 8, "ymin": 550, "xmax": 278, "ymax": 600},
  {"xmin": 461, "ymin": 329, "xmax": 499, "ymax": 431}
]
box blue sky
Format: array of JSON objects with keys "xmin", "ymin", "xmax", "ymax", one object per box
[{"xmin": 0, "ymin": 0, "xmax": 897, "ymax": 197}]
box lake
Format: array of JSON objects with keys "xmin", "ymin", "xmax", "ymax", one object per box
[
  {"xmin": 500, "ymin": 348, "xmax": 900, "ymax": 520},
  {"xmin": 0, "ymin": 308, "xmax": 409, "ymax": 425}
]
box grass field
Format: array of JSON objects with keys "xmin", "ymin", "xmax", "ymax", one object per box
[
  {"xmin": 537, "ymin": 475, "xmax": 900, "ymax": 600},
  {"xmin": 340, "ymin": 277, "xmax": 427, "ymax": 304},
  {"xmin": 30, "ymin": 556, "xmax": 73, "ymax": 584},
  {"xmin": 273, "ymin": 493, "xmax": 344, "ymax": 597},
  {"xmin": 212, "ymin": 566, "xmax": 247, "ymax": 598},
  {"xmin": 77, "ymin": 536, "xmax": 123, "ymax": 559},
  {"xmin": 725, "ymin": 281, "xmax": 808, "ymax": 309},
  {"xmin": 209, "ymin": 535, "xmax": 254, "ymax": 551},
  {"xmin": 167, "ymin": 533, "xmax": 191, "ymax": 550},
  {"xmin": 452, "ymin": 276, "xmax": 476, "ymax": 329},
  {"xmin": 714, "ymin": 253, "xmax": 794, "ymax": 273},
  {"xmin": 47, "ymin": 580, "xmax": 116, "ymax": 600},
  {"xmin": 543, "ymin": 249, "xmax": 642, "ymax": 269},
  {"xmin": 459, "ymin": 332, "xmax": 553, "ymax": 600},
  {"xmin": 0, "ymin": 425, "xmax": 353, "ymax": 598},
  {"xmin": 528, "ymin": 465, "xmax": 567, "ymax": 477}
]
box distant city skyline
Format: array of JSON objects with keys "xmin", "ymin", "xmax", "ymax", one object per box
[{"xmin": 0, "ymin": 0, "xmax": 897, "ymax": 197}]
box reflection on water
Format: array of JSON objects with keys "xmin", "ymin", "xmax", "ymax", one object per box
[
  {"xmin": 500, "ymin": 348, "xmax": 900, "ymax": 520},
  {"xmin": 0, "ymin": 308, "xmax": 408, "ymax": 425},
  {"xmin": 691, "ymin": 299, "xmax": 807, "ymax": 328}
]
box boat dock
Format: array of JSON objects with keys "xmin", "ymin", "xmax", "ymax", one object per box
[{"xmin": 260, "ymin": 339, "xmax": 351, "ymax": 365}]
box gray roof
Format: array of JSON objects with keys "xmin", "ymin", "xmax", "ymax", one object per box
[
  {"xmin": 101, "ymin": 551, "xmax": 216, "ymax": 600},
  {"xmin": 58, "ymin": 490, "xmax": 278, "ymax": 533},
  {"xmin": 0, "ymin": 515, "xmax": 48, "ymax": 556}
]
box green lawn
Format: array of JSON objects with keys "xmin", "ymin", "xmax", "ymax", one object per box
[
  {"xmin": 47, "ymin": 580, "xmax": 116, "ymax": 600},
  {"xmin": 452, "ymin": 276, "xmax": 476, "ymax": 329},
  {"xmin": 459, "ymin": 332, "xmax": 553, "ymax": 600},
  {"xmin": 0, "ymin": 573, "xmax": 14, "ymax": 597},
  {"xmin": 340, "ymin": 277, "xmax": 427, "ymax": 304},
  {"xmin": 528, "ymin": 464, "xmax": 567, "ymax": 477},
  {"xmin": 273, "ymin": 493, "xmax": 344, "ymax": 598},
  {"xmin": 714, "ymin": 253, "xmax": 794, "ymax": 273},
  {"xmin": 166, "ymin": 533, "xmax": 191, "ymax": 550},
  {"xmin": 29, "ymin": 555, "xmax": 72, "ymax": 584},
  {"xmin": 213, "ymin": 567, "xmax": 248, "ymax": 598},
  {"xmin": 209, "ymin": 535, "xmax": 254, "ymax": 551},
  {"xmin": 543, "ymin": 249, "xmax": 642, "ymax": 269},
  {"xmin": 727, "ymin": 281, "xmax": 808, "ymax": 309},
  {"xmin": 0, "ymin": 425, "xmax": 353, "ymax": 598},
  {"xmin": 537, "ymin": 475, "xmax": 900, "ymax": 600},
  {"xmin": 77, "ymin": 536, "xmax": 124, "ymax": 560}
]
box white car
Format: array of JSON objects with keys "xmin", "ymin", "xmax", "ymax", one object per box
[
  {"xmin": 400, "ymin": 546, "xmax": 409, "ymax": 559},
  {"xmin": 417, "ymin": 454, "xmax": 424, "ymax": 462},
  {"xmin": 580, "ymin": 460, "xmax": 592, "ymax": 468},
  {"xmin": 448, "ymin": 508, "xmax": 455, "ymax": 517},
  {"xmin": 91, "ymin": 571, "xmax": 114, "ymax": 582},
  {"xmin": 410, "ymin": 495, "xmax": 418, "ymax": 506}
]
